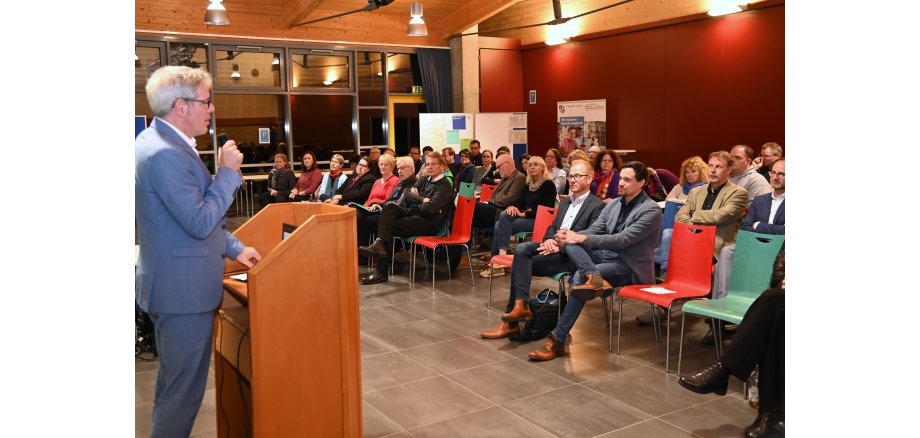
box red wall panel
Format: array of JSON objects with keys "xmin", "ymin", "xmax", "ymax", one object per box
[
  {"xmin": 515, "ymin": 5, "xmax": 785, "ymax": 173},
  {"xmin": 480, "ymin": 49, "xmax": 523, "ymax": 113}
]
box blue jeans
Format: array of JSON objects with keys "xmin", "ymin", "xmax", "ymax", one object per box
[
  {"xmin": 492, "ymin": 213, "xmax": 536, "ymax": 256},
  {"xmin": 551, "ymin": 244, "xmax": 634, "ymax": 342},
  {"xmin": 506, "ymin": 241, "xmax": 574, "ymax": 314},
  {"xmin": 655, "ymin": 228, "xmax": 674, "ymax": 271}
]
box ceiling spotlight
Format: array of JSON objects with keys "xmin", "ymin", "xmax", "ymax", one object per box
[
  {"xmin": 406, "ymin": 2, "xmax": 428, "ymax": 37},
  {"xmin": 708, "ymin": 0, "xmax": 747, "ymax": 16},
  {"xmin": 231, "ymin": 64, "xmax": 241, "ymax": 78},
  {"xmin": 204, "ymin": 0, "xmax": 230, "ymax": 25},
  {"xmin": 377, "ymin": 71, "xmax": 383, "ymax": 76},
  {"xmin": 272, "ymin": 57, "xmax": 280, "ymax": 65}
]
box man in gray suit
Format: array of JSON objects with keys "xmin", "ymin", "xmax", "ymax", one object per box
[
  {"xmin": 136, "ymin": 66, "xmax": 262, "ymax": 437},
  {"xmin": 480, "ymin": 160, "xmax": 605, "ymax": 339},
  {"xmin": 528, "ymin": 161, "xmax": 663, "ymax": 361}
]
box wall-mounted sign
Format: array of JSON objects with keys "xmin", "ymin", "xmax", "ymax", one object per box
[
  {"xmin": 529, "ymin": 90, "xmax": 536, "ymax": 104},
  {"xmin": 259, "ymin": 128, "xmax": 270, "ymax": 144},
  {"xmin": 412, "ymin": 85, "xmax": 424, "ymax": 94}
]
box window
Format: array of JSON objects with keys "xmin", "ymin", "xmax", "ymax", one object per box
[
  {"xmin": 387, "ymin": 53, "xmax": 420, "ymax": 94},
  {"xmin": 290, "ymin": 94, "xmax": 356, "ymax": 161},
  {"xmin": 357, "ymin": 51, "xmax": 385, "ymax": 106},
  {"xmin": 169, "ymin": 42, "xmax": 208, "ymax": 71},
  {"xmin": 214, "ymin": 47, "xmax": 284, "ymax": 90},
  {"xmin": 214, "ymin": 94, "xmax": 287, "ymax": 174},
  {"xmin": 135, "ymin": 43, "xmax": 165, "ymax": 90},
  {"xmin": 290, "ymin": 50, "xmax": 352, "ymax": 91}
]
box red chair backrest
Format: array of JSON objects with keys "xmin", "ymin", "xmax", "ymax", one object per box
[
  {"xmin": 665, "ymin": 222, "xmax": 717, "ymax": 292},
  {"xmin": 448, "ymin": 196, "xmax": 476, "ymax": 241},
  {"xmin": 531, "ymin": 206, "xmax": 558, "ymax": 242},
  {"xmin": 479, "ymin": 184, "xmax": 497, "ymax": 203}
]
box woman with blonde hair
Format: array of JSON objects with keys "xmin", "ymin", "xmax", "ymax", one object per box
[
  {"xmin": 481, "ymin": 156, "xmax": 557, "ymax": 277},
  {"xmin": 259, "ymin": 153, "xmax": 296, "ymax": 207},
  {"xmin": 666, "ymin": 155, "xmax": 707, "ymax": 203}
]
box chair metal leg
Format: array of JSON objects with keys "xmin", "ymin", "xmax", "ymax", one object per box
[
  {"xmin": 678, "ymin": 312, "xmax": 686, "ymax": 375},
  {"xmin": 651, "ymin": 304, "xmax": 662, "ymax": 343},
  {"xmin": 616, "ymin": 298, "xmax": 623, "ymax": 355},
  {"xmin": 602, "ymin": 296, "xmax": 610, "ymax": 328},
  {"xmin": 465, "ymin": 245, "xmax": 475, "ymax": 287},
  {"xmin": 431, "ymin": 245, "xmax": 439, "ymax": 291},
  {"xmin": 487, "ymin": 266, "xmax": 493, "ymax": 309},
  {"xmin": 665, "ymin": 306, "xmax": 671, "ymax": 373},
  {"xmin": 714, "ymin": 319, "xmax": 723, "ymax": 360}
]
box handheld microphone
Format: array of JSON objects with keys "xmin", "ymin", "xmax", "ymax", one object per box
[{"xmin": 217, "ymin": 133, "xmax": 230, "ymax": 146}]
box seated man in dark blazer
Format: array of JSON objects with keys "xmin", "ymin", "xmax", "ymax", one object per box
[{"xmin": 480, "ymin": 160, "xmax": 605, "ymax": 340}]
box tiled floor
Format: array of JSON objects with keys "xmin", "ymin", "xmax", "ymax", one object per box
[{"xmin": 136, "ymin": 213, "xmax": 757, "ymax": 437}]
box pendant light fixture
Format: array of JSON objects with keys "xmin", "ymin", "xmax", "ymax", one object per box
[
  {"xmin": 205, "ymin": 0, "xmax": 230, "ymax": 25},
  {"xmin": 406, "ymin": 2, "xmax": 428, "ymax": 37}
]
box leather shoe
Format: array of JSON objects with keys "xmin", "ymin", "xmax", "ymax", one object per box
[
  {"xmin": 359, "ymin": 238, "xmax": 388, "ymax": 259},
  {"xmin": 677, "ymin": 361, "xmax": 729, "ymax": 396},
  {"xmin": 480, "ymin": 321, "xmax": 520, "ymax": 339},
  {"xmin": 360, "ymin": 271, "xmax": 389, "ymax": 285},
  {"xmin": 700, "ymin": 325, "xmax": 734, "ymax": 346},
  {"xmin": 744, "ymin": 411, "xmax": 778, "ymax": 438},
  {"xmin": 636, "ymin": 307, "xmax": 668, "ymax": 325},
  {"xmin": 501, "ymin": 299, "xmax": 532, "ymax": 322},
  {"xmin": 571, "ymin": 273, "xmax": 615, "ymax": 302},
  {"xmin": 528, "ymin": 333, "xmax": 565, "ymax": 361}
]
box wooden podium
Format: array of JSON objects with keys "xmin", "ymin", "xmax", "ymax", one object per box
[{"xmin": 215, "ymin": 202, "xmax": 361, "ymax": 437}]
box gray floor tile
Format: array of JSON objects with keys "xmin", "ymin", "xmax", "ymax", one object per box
[
  {"xmin": 364, "ymin": 376, "xmax": 493, "ymax": 430},
  {"xmin": 523, "ymin": 340, "xmax": 645, "ymax": 383},
  {"xmin": 428, "ymin": 308, "xmax": 504, "ymax": 335},
  {"xmin": 364, "ymin": 319, "xmax": 464, "ymax": 351},
  {"xmin": 362, "ymin": 286, "xmax": 443, "ymax": 305},
  {"xmin": 401, "ymin": 337, "xmax": 513, "ymax": 374},
  {"xmin": 409, "ymin": 406, "xmax": 556, "ymax": 437},
  {"xmin": 397, "ymin": 296, "xmax": 483, "ymax": 319},
  {"xmin": 504, "ymin": 385, "xmax": 652, "ymax": 437},
  {"xmin": 596, "ymin": 419, "xmax": 699, "ymax": 438},
  {"xmin": 361, "ymin": 352, "xmax": 439, "ymax": 393},
  {"xmin": 468, "ymin": 334, "xmax": 544, "ymax": 358},
  {"xmin": 659, "ymin": 396, "xmax": 759, "ymax": 438},
  {"xmin": 582, "ymin": 366, "xmax": 723, "ymax": 417},
  {"xmin": 361, "ymin": 332, "xmax": 396, "ymax": 358},
  {"xmin": 360, "ymin": 306, "xmax": 424, "ymax": 332},
  {"xmin": 363, "ymin": 401, "xmax": 405, "ymax": 438},
  {"xmin": 190, "ymin": 429, "xmax": 218, "ymax": 438},
  {"xmin": 446, "ymin": 358, "xmax": 575, "ymax": 404},
  {"xmin": 360, "ymin": 293, "xmax": 392, "ymax": 311},
  {"xmin": 135, "ymin": 357, "xmax": 159, "ymax": 372}
]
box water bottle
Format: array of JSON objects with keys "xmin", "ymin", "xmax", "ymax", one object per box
[{"xmin": 747, "ymin": 365, "xmax": 760, "ymax": 409}]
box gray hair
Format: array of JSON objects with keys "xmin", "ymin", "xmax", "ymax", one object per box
[
  {"xmin": 330, "ymin": 154, "xmax": 345, "ymax": 166},
  {"xmin": 145, "ymin": 66, "xmax": 213, "ymax": 117}
]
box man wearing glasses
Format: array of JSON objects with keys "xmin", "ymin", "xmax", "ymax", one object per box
[
  {"xmin": 480, "ymin": 160, "xmax": 605, "ymax": 340},
  {"xmin": 704, "ymin": 160, "xmax": 785, "ymax": 344},
  {"xmin": 471, "ymin": 153, "xmax": 526, "ymax": 231},
  {"xmin": 357, "ymin": 156, "xmax": 418, "ymax": 250},
  {"xmin": 136, "ymin": 66, "xmax": 262, "ymax": 437}
]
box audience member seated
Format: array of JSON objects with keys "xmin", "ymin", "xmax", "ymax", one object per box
[
  {"xmin": 367, "ymin": 146, "xmax": 383, "ymax": 178},
  {"xmin": 479, "ymin": 160, "xmax": 604, "ymax": 340},
  {"xmin": 469, "ymin": 139, "xmax": 484, "ymax": 167},
  {"xmin": 703, "ymin": 159, "xmax": 785, "ymax": 345},
  {"xmin": 544, "ymin": 148, "xmax": 567, "ymax": 194},
  {"xmin": 666, "ymin": 156, "xmax": 708, "ymax": 203},
  {"xmin": 453, "ymin": 149, "xmax": 476, "ymax": 193},
  {"xmin": 410, "ymin": 146, "xmax": 423, "ymax": 174},
  {"xmin": 356, "ymin": 156, "xmax": 418, "ymax": 248},
  {"xmin": 258, "ymin": 153, "xmax": 296, "ymax": 207},
  {"xmin": 357, "ymin": 152, "xmax": 454, "ymax": 284},
  {"xmin": 587, "ymin": 145, "xmax": 602, "ymax": 162},
  {"xmin": 347, "ymin": 152, "xmax": 362, "ymax": 175},
  {"xmin": 361, "ymin": 154, "xmax": 399, "ymax": 207},
  {"xmin": 480, "ymin": 157, "xmax": 557, "ymax": 277},
  {"xmin": 289, "ymin": 151, "xmax": 322, "ymax": 201},
  {"xmin": 318, "ymin": 154, "xmax": 348, "ymax": 202},
  {"xmin": 645, "ymin": 167, "xmax": 680, "ymax": 202},
  {"xmin": 516, "ymin": 153, "xmax": 532, "ymax": 174},
  {"xmin": 326, "ymin": 156, "xmax": 375, "ymax": 205},
  {"xmin": 753, "ymin": 142, "xmax": 783, "ymax": 181},
  {"xmin": 729, "ymin": 145, "xmax": 772, "ymax": 204},
  {"xmin": 591, "ymin": 150, "xmax": 623, "ymax": 203},
  {"xmin": 678, "ymin": 246, "xmax": 785, "ymax": 438},
  {"xmin": 442, "ymin": 147, "xmax": 458, "ymax": 181},
  {"xmin": 473, "ymin": 149, "xmax": 498, "ymax": 188},
  {"xmin": 471, "ymin": 152, "xmax": 526, "ymax": 233},
  {"xmin": 496, "ymin": 145, "xmax": 511, "ymax": 157},
  {"xmin": 525, "ymin": 162, "xmax": 663, "ymax": 361}
]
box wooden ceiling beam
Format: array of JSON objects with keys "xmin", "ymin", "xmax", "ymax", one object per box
[{"xmin": 437, "ymin": 0, "xmax": 521, "ymax": 40}]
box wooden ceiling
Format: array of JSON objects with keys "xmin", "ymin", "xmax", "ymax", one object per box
[{"xmin": 136, "ymin": 0, "xmax": 770, "ymax": 47}]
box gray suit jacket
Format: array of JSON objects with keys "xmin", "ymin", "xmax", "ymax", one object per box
[
  {"xmin": 580, "ymin": 192, "xmax": 663, "ymax": 284},
  {"xmin": 135, "ymin": 118, "xmax": 244, "ymax": 314}
]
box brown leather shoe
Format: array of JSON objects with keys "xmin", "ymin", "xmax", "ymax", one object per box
[
  {"xmin": 571, "ymin": 273, "xmax": 615, "ymax": 302},
  {"xmin": 501, "ymin": 299, "xmax": 532, "ymax": 322},
  {"xmin": 480, "ymin": 322, "xmax": 520, "ymax": 339},
  {"xmin": 528, "ymin": 334, "xmax": 565, "ymax": 361}
]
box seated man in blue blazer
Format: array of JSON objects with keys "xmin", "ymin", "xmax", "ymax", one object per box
[
  {"xmin": 136, "ymin": 66, "xmax": 262, "ymax": 438},
  {"xmin": 480, "ymin": 160, "xmax": 605, "ymax": 340}
]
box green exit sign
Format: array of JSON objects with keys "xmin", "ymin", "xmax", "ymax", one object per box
[{"xmin": 412, "ymin": 85, "xmax": 423, "ymax": 94}]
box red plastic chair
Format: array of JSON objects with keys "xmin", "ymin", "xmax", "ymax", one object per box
[
  {"xmin": 487, "ymin": 206, "xmax": 557, "ymax": 308},
  {"xmin": 411, "ymin": 196, "xmax": 477, "ymax": 290},
  {"xmin": 614, "ymin": 221, "xmax": 716, "ymax": 373},
  {"xmin": 479, "ymin": 184, "xmax": 497, "ymax": 203}
]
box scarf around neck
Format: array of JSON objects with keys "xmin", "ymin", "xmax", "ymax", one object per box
[{"xmin": 682, "ymin": 181, "xmax": 705, "ymax": 195}]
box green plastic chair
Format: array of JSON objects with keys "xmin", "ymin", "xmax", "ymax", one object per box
[
  {"xmin": 458, "ymin": 181, "xmax": 475, "ymax": 198},
  {"xmin": 677, "ymin": 230, "xmax": 784, "ymax": 374}
]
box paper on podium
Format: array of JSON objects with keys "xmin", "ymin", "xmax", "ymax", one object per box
[{"xmin": 640, "ymin": 286, "xmax": 676, "ymax": 294}]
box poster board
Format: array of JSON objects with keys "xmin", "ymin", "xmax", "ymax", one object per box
[
  {"xmin": 557, "ymin": 99, "xmax": 607, "ymax": 156},
  {"xmin": 419, "ymin": 113, "xmax": 474, "ymax": 153},
  {"xmin": 474, "ymin": 112, "xmax": 528, "ymax": 163}
]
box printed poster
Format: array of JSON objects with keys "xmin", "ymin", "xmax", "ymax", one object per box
[{"xmin": 556, "ymin": 99, "xmax": 606, "ymax": 157}]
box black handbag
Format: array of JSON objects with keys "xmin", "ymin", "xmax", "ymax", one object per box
[{"xmin": 510, "ymin": 289, "xmax": 561, "ymax": 342}]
